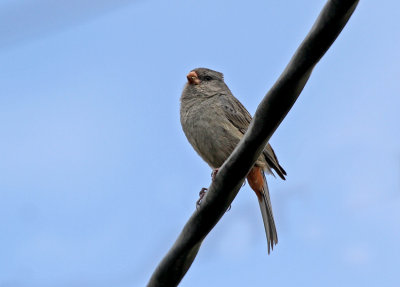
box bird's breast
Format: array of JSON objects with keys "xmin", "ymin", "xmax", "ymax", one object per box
[{"xmin": 180, "ymin": 101, "xmax": 242, "ymax": 168}]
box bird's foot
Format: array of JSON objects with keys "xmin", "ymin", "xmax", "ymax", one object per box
[
  {"xmin": 196, "ymin": 188, "xmax": 208, "ymax": 209},
  {"xmin": 195, "ymin": 187, "xmax": 232, "ymax": 212},
  {"xmin": 211, "ymin": 168, "xmax": 219, "ymax": 180}
]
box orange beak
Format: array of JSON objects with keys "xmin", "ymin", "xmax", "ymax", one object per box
[{"xmin": 186, "ymin": 71, "xmax": 200, "ymax": 85}]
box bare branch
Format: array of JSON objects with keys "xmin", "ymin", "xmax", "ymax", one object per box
[{"xmin": 148, "ymin": 0, "xmax": 359, "ymax": 286}]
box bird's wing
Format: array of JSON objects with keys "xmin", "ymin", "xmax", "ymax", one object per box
[
  {"xmin": 263, "ymin": 143, "xmax": 287, "ymax": 180},
  {"xmin": 219, "ymin": 93, "xmax": 252, "ymax": 134},
  {"xmin": 219, "ymin": 93, "xmax": 286, "ymax": 179}
]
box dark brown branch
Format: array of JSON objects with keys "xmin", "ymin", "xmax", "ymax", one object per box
[{"xmin": 148, "ymin": 0, "xmax": 359, "ymax": 286}]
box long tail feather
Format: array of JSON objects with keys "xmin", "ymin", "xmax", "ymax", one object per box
[
  {"xmin": 247, "ymin": 167, "xmax": 278, "ymax": 254},
  {"xmin": 257, "ymin": 176, "xmax": 278, "ymax": 254}
]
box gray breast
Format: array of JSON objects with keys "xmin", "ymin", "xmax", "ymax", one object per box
[{"xmin": 180, "ymin": 98, "xmax": 241, "ymax": 168}]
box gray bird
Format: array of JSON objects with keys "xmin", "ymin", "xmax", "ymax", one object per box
[{"xmin": 180, "ymin": 68, "xmax": 286, "ymax": 253}]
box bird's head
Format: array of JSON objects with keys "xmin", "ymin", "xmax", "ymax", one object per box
[{"xmin": 183, "ymin": 68, "xmax": 227, "ymax": 98}]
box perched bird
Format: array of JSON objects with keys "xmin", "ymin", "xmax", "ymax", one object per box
[{"xmin": 180, "ymin": 68, "xmax": 286, "ymax": 253}]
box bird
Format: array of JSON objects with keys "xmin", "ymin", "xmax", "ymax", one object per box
[{"xmin": 180, "ymin": 67, "xmax": 286, "ymax": 253}]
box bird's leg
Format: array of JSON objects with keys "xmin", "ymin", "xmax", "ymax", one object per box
[
  {"xmin": 211, "ymin": 168, "xmax": 219, "ymax": 180},
  {"xmin": 197, "ymin": 168, "xmax": 232, "ymax": 212},
  {"xmin": 196, "ymin": 188, "xmax": 208, "ymax": 209},
  {"xmin": 210, "ymin": 168, "xmax": 233, "ymax": 212}
]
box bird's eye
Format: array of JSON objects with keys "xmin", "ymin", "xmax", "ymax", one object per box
[{"xmin": 203, "ymin": 76, "xmax": 213, "ymax": 81}]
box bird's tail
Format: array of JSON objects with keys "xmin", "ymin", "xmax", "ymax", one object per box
[{"xmin": 247, "ymin": 167, "xmax": 278, "ymax": 254}]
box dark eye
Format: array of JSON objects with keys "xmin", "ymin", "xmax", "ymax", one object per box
[{"xmin": 203, "ymin": 76, "xmax": 213, "ymax": 81}]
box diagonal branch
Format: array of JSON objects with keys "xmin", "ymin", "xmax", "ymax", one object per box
[{"xmin": 148, "ymin": 0, "xmax": 359, "ymax": 286}]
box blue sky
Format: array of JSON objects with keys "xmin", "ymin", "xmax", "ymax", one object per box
[{"xmin": 0, "ymin": 1, "xmax": 399, "ymax": 286}]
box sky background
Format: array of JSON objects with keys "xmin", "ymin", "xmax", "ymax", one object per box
[{"xmin": 0, "ymin": 0, "xmax": 399, "ymax": 286}]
